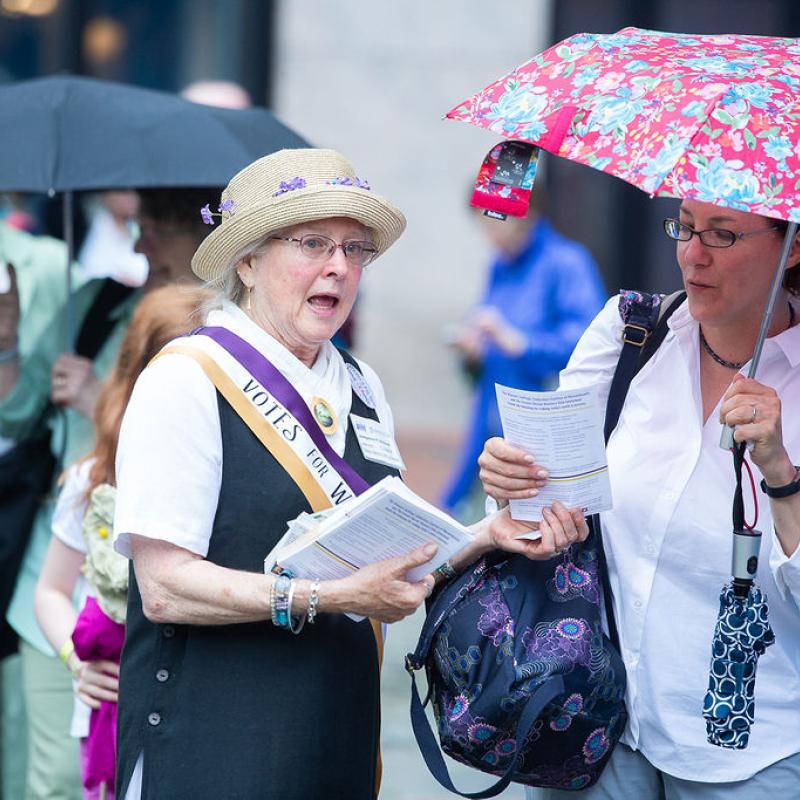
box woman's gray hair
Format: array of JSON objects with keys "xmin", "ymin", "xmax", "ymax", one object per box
[{"xmin": 211, "ymin": 232, "xmax": 274, "ymax": 305}]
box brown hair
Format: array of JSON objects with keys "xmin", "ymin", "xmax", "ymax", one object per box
[{"xmin": 83, "ymin": 284, "xmax": 213, "ymax": 495}]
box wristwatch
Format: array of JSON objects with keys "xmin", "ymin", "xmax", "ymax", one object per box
[{"xmin": 760, "ymin": 466, "xmax": 800, "ymax": 498}]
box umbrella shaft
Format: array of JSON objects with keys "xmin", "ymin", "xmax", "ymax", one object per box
[{"xmin": 63, "ymin": 191, "xmax": 75, "ymax": 352}]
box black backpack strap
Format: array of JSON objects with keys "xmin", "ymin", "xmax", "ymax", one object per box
[
  {"xmin": 595, "ymin": 289, "xmax": 686, "ymax": 649},
  {"xmin": 74, "ymin": 279, "xmax": 136, "ymax": 359},
  {"xmin": 409, "ymin": 668, "xmax": 564, "ymax": 799}
]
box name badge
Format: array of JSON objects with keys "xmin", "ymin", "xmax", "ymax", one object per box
[{"xmin": 350, "ymin": 414, "xmax": 406, "ymax": 471}]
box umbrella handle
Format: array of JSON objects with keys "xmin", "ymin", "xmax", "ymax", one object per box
[{"xmin": 719, "ymin": 222, "xmax": 799, "ymax": 450}]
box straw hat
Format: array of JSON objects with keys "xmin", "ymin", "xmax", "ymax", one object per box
[{"xmin": 191, "ymin": 148, "xmax": 406, "ymax": 284}]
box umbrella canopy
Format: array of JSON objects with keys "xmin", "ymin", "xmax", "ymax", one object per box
[
  {"xmin": 0, "ymin": 74, "xmax": 308, "ymax": 193},
  {"xmin": 446, "ymin": 27, "xmax": 800, "ymax": 223}
]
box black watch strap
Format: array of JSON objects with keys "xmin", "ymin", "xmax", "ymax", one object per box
[{"xmin": 760, "ymin": 466, "xmax": 800, "ymax": 498}]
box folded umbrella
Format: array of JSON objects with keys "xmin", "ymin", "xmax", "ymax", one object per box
[{"xmin": 703, "ymin": 584, "xmax": 774, "ymax": 749}]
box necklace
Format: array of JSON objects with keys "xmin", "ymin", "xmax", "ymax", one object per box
[{"xmin": 700, "ymin": 302, "xmax": 796, "ymax": 369}]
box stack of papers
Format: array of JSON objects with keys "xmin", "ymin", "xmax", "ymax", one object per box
[
  {"xmin": 265, "ymin": 476, "xmax": 474, "ymax": 584},
  {"xmin": 496, "ymin": 383, "xmax": 613, "ymax": 524}
]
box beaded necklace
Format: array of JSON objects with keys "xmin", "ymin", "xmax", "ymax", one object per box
[{"xmin": 699, "ymin": 302, "xmax": 796, "ymax": 369}]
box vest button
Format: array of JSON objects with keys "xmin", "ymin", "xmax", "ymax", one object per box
[
  {"xmin": 147, "ymin": 712, "xmax": 162, "ymax": 727},
  {"xmin": 155, "ymin": 669, "xmax": 170, "ymax": 683},
  {"xmin": 162, "ymin": 625, "xmax": 175, "ymax": 638}
]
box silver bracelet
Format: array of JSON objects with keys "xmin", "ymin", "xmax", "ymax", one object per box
[
  {"xmin": 286, "ymin": 580, "xmax": 306, "ymax": 635},
  {"xmin": 307, "ymin": 580, "xmax": 321, "ymax": 624}
]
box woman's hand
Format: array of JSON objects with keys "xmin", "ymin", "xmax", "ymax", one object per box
[
  {"xmin": 76, "ymin": 659, "xmax": 120, "ymax": 709},
  {"xmin": 478, "ymin": 437, "xmax": 549, "ymax": 502},
  {"xmin": 328, "ymin": 544, "xmax": 437, "ymax": 623},
  {"xmin": 720, "ymin": 375, "xmax": 796, "ymax": 487},
  {"xmin": 485, "ymin": 503, "xmax": 589, "ymax": 561},
  {"xmin": 50, "ymin": 353, "xmax": 101, "ymax": 418}
]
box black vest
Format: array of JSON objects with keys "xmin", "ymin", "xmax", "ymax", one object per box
[{"xmin": 117, "ymin": 353, "xmax": 398, "ymax": 799}]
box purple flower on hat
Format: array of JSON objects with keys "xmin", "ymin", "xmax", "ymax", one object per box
[
  {"xmin": 327, "ymin": 176, "xmax": 371, "ymax": 190},
  {"xmin": 273, "ymin": 176, "xmax": 307, "ymax": 197},
  {"xmin": 218, "ymin": 199, "xmax": 235, "ymax": 215},
  {"xmin": 200, "ymin": 204, "xmax": 214, "ymax": 225}
]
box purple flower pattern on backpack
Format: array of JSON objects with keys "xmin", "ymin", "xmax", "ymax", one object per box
[{"xmin": 421, "ymin": 541, "xmax": 626, "ymax": 791}]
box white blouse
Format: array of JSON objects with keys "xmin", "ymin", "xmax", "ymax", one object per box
[
  {"xmin": 50, "ymin": 460, "xmax": 92, "ymax": 739},
  {"xmin": 559, "ymin": 295, "xmax": 800, "ymax": 782}
]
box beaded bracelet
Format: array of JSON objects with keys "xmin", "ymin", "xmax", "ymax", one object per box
[
  {"xmin": 434, "ymin": 560, "xmax": 457, "ymax": 582},
  {"xmin": 271, "ymin": 574, "xmax": 292, "ymax": 629},
  {"xmin": 307, "ymin": 580, "xmax": 321, "ymax": 624}
]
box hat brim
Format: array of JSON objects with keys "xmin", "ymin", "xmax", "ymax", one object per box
[{"xmin": 191, "ymin": 184, "xmax": 406, "ymax": 284}]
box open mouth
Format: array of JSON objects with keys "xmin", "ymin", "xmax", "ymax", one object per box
[{"xmin": 307, "ymin": 293, "xmax": 339, "ymax": 312}]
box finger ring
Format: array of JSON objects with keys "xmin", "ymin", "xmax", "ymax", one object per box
[{"xmin": 751, "ymin": 405, "xmax": 757, "ymax": 423}]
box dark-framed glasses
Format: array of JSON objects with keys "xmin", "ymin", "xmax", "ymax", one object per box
[
  {"xmin": 268, "ymin": 234, "xmax": 379, "ymax": 267},
  {"xmin": 663, "ymin": 218, "xmax": 781, "ymax": 249}
]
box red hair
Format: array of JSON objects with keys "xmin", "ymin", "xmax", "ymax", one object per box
[{"xmin": 83, "ymin": 284, "xmax": 213, "ymax": 496}]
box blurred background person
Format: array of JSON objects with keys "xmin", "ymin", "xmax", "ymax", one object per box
[
  {"xmin": 78, "ymin": 192, "xmax": 148, "ymax": 287},
  {"xmin": 180, "ymin": 79, "xmax": 252, "ymax": 109},
  {"xmin": 441, "ymin": 190, "xmax": 605, "ymax": 520},
  {"xmin": 34, "ymin": 285, "xmax": 212, "ymax": 800},
  {"xmin": 0, "ymin": 186, "xmax": 218, "ymax": 800}
]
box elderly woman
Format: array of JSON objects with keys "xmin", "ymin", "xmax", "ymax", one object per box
[
  {"xmin": 111, "ymin": 149, "xmax": 460, "ymax": 800},
  {"xmin": 479, "ymin": 199, "xmax": 800, "ymax": 798}
]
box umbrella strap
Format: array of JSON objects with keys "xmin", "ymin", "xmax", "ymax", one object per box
[
  {"xmin": 732, "ymin": 443, "xmax": 758, "ymax": 531},
  {"xmin": 732, "ymin": 442, "xmax": 746, "ymax": 531}
]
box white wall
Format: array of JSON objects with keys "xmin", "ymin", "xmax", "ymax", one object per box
[{"xmin": 273, "ymin": 1, "xmax": 551, "ymax": 432}]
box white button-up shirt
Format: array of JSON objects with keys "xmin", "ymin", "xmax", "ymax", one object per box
[{"xmin": 559, "ymin": 295, "xmax": 800, "ymax": 782}]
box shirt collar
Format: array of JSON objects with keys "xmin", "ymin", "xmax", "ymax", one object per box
[
  {"xmin": 668, "ymin": 295, "xmax": 800, "ymax": 368},
  {"xmin": 207, "ymin": 301, "xmax": 333, "ymax": 379}
]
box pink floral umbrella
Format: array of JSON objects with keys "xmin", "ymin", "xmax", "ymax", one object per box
[
  {"xmin": 446, "ymin": 26, "xmax": 800, "ymax": 223},
  {"xmin": 447, "ymin": 26, "xmax": 800, "ymax": 751}
]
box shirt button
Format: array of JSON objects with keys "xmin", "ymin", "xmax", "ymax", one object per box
[
  {"xmin": 644, "ymin": 544, "xmax": 656, "ymax": 556},
  {"xmin": 155, "ymin": 669, "xmax": 170, "ymax": 683},
  {"xmin": 633, "ymin": 599, "xmax": 643, "ymax": 610},
  {"xmin": 147, "ymin": 712, "xmax": 161, "ymax": 727},
  {"xmin": 162, "ymin": 625, "xmax": 175, "ymax": 638}
]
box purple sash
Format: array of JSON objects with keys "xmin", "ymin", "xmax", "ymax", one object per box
[{"xmin": 196, "ymin": 326, "xmax": 370, "ymax": 496}]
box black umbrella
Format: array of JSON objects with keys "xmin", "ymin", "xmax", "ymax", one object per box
[
  {"xmin": 0, "ymin": 75, "xmax": 308, "ymax": 344},
  {"xmin": 0, "ymin": 74, "xmax": 308, "ymax": 192}
]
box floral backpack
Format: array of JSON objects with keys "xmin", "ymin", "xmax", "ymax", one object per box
[{"xmin": 406, "ymin": 291, "xmax": 685, "ymax": 797}]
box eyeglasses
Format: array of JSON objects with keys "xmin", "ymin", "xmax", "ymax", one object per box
[
  {"xmin": 663, "ymin": 218, "xmax": 781, "ymax": 249},
  {"xmin": 268, "ymin": 234, "xmax": 379, "ymax": 267}
]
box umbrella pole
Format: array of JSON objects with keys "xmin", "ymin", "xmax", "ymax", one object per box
[
  {"xmin": 719, "ymin": 222, "xmax": 799, "ymax": 451},
  {"xmin": 63, "ymin": 190, "xmax": 75, "ymax": 351}
]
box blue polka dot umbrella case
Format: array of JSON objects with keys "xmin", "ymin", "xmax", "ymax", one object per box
[{"xmin": 702, "ymin": 584, "xmax": 775, "ymax": 749}]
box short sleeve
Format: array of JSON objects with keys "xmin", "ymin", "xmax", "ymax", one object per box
[
  {"xmin": 113, "ymin": 353, "xmax": 222, "ymax": 559},
  {"xmin": 51, "ymin": 461, "xmax": 91, "ymax": 553}
]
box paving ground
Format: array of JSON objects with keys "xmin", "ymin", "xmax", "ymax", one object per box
[{"xmin": 378, "ymin": 431, "xmax": 525, "ymax": 799}]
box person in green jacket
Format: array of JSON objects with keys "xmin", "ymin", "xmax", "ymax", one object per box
[{"xmin": 0, "ymin": 187, "xmax": 216, "ymax": 800}]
